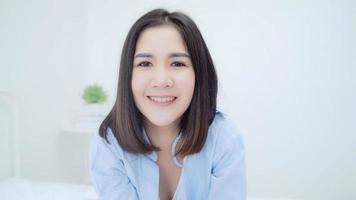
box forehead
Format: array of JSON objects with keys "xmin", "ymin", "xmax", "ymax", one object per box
[{"xmin": 135, "ymin": 25, "xmax": 188, "ymax": 54}]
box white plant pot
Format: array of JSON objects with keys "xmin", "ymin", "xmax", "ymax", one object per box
[{"xmin": 74, "ymin": 104, "xmax": 108, "ymax": 131}]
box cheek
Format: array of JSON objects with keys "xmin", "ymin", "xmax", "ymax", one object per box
[
  {"xmin": 178, "ymin": 70, "xmax": 195, "ymax": 98},
  {"xmin": 131, "ymin": 71, "xmax": 147, "ymax": 97}
]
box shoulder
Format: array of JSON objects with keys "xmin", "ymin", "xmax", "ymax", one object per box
[
  {"xmin": 208, "ymin": 111, "xmax": 244, "ymax": 144},
  {"xmin": 91, "ymin": 128, "xmax": 121, "ymax": 151},
  {"xmin": 90, "ymin": 128, "xmax": 126, "ymax": 164},
  {"xmin": 206, "ymin": 110, "xmax": 245, "ymax": 161}
]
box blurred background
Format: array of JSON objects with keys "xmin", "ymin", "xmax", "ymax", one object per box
[{"xmin": 0, "ymin": 0, "xmax": 355, "ymax": 199}]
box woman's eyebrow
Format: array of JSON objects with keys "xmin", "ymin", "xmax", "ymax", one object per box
[
  {"xmin": 169, "ymin": 52, "xmax": 190, "ymax": 58},
  {"xmin": 134, "ymin": 52, "xmax": 190, "ymax": 58},
  {"xmin": 134, "ymin": 53, "xmax": 152, "ymax": 58}
]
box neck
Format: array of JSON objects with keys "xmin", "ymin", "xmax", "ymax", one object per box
[{"xmin": 144, "ymin": 117, "xmax": 181, "ymax": 151}]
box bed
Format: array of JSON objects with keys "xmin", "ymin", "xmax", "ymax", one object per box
[
  {"xmin": 0, "ymin": 178, "xmax": 97, "ymax": 200},
  {"xmin": 0, "ymin": 178, "xmax": 298, "ymax": 200}
]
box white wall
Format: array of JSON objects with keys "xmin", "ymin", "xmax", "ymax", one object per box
[
  {"xmin": 0, "ymin": 0, "xmax": 90, "ymax": 183},
  {"xmin": 1, "ymin": 0, "xmax": 355, "ymax": 199}
]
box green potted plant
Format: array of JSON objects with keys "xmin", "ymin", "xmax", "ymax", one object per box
[
  {"xmin": 74, "ymin": 84, "xmax": 108, "ymax": 130},
  {"xmin": 82, "ymin": 84, "xmax": 107, "ymax": 104}
]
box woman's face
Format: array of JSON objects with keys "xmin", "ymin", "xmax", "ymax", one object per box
[{"xmin": 131, "ymin": 25, "xmax": 195, "ymax": 128}]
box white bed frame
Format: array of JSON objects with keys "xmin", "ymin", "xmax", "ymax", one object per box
[{"xmin": 0, "ymin": 90, "xmax": 21, "ymax": 179}]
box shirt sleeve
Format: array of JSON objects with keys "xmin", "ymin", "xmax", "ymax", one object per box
[
  {"xmin": 207, "ymin": 121, "xmax": 247, "ymax": 200},
  {"xmin": 89, "ymin": 131, "xmax": 139, "ymax": 200}
]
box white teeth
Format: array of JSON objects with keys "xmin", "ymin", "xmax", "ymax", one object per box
[{"xmin": 149, "ymin": 96, "xmax": 176, "ymax": 103}]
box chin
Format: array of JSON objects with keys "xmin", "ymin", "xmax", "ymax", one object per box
[
  {"xmin": 142, "ymin": 110, "xmax": 181, "ymax": 127},
  {"xmin": 147, "ymin": 116, "xmax": 177, "ymax": 127}
]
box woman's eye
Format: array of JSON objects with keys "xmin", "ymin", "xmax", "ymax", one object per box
[
  {"xmin": 171, "ymin": 62, "xmax": 186, "ymax": 67},
  {"xmin": 137, "ymin": 61, "xmax": 152, "ymax": 67}
]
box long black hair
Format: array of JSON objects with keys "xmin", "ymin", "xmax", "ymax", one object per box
[{"xmin": 99, "ymin": 9, "xmax": 218, "ymax": 157}]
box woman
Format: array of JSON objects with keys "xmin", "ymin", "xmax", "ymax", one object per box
[{"xmin": 90, "ymin": 8, "xmax": 246, "ymax": 200}]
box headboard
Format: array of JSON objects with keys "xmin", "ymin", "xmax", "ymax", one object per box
[{"xmin": 0, "ymin": 91, "xmax": 20, "ymax": 179}]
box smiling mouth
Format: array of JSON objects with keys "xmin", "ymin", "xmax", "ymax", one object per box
[{"xmin": 147, "ymin": 96, "xmax": 177, "ymax": 105}]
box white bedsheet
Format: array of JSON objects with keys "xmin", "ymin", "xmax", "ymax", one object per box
[
  {"xmin": 0, "ymin": 178, "xmax": 97, "ymax": 200},
  {"xmin": 0, "ymin": 178, "xmax": 297, "ymax": 200}
]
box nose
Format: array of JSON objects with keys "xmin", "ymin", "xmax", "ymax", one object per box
[{"xmin": 151, "ymin": 65, "xmax": 173, "ymax": 88}]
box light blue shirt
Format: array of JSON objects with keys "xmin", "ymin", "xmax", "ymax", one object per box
[{"xmin": 89, "ymin": 111, "xmax": 246, "ymax": 200}]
